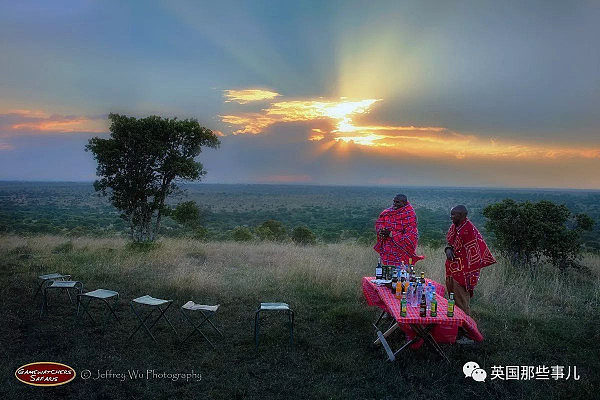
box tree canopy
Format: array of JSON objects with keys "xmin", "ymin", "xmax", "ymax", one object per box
[
  {"xmin": 86, "ymin": 113, "xmax": 220, "ymax": 242},
  {"xmin": 291, "ymin": 226, "xmax": 317, "ymax": 245},
  {"xmin": 255, "ymin": 219, "xmax": 288, "ymax": 242},
  {"xmin": 482, "ymin": 199, "xmax": 594, "ymax": 269}
]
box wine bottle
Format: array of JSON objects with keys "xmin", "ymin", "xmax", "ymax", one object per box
[{"xmin": 419, "ymin": 293, "xmax": 427, "ymax": 317}]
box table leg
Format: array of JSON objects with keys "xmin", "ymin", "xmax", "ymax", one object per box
[
  {"xmin": 373, "ymin": 322, "xmax": 399, "ymax": 345},
  {"xmin": 413, "ymin": 324, "xmax": 450, "ymax": 364}
]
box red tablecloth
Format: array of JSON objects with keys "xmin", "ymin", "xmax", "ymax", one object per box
[{"xmin": 362, "ymin": 277, "xmax": 484, "ymax": 347}]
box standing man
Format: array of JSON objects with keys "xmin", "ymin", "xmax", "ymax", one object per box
[
  {"xmin": 444, "ymin": 205, "xmax": 496, "ymax": 315},
  {"xmin": 374, "ymin": 194, "xmax": 424, "ymax": 266}
]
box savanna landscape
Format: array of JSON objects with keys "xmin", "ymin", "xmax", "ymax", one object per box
[
  {"xmin": 1, "ymin": 183, "xmax": 599, "ymax": 399},
  {"xmin": 2, "ymin": 2, "xmax": 600, "ymax": 399}
]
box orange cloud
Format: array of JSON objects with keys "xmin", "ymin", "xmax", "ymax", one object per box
[
  {"xmin": 223, "ymin": 89, "xmax": 281, "ymax": 104},
  {"xmin": 220, "ymin": 90, "xmax": 600, "ymax": 162},
  {"xmin": 220, "ymin": 113, "xmax": 278, "ymax": 135},
  {"xmin": 331, "ymin": 129, "xmax": 600, "ymax": 160},
  {"xmin": 11, "ymin": 118, "xmax": 106, "ymax": 133},
  {"xmin": 2, "ymin": 109, "xmax": 107, "ymax": 134},
  {"xmin": 220, "ymin": 97, "xmax": 380, "ymax": 134}
]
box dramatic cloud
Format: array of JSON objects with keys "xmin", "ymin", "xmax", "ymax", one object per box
[
  {"xmin": 330, "ymin": 129, "xmax": 600, "ymax": 160},
  {"xmin": 223, "ymin": 89, "xmax": 281, "ymax": 104},
  {"xmin": 220, "ymin": 97, "xmax": 380, "ymax": 134},
  {"xmin": 220, "ymin": 90, "xmax": 600, "ymax": 162}
]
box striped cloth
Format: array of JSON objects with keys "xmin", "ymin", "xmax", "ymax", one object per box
[
  {"xmin": 362, "ymin": 277, "xmax": 484, "ymax": 346},
  {"xmin": 373, "ymin": 202, "xmax": 424, "ymax": 265},
  {"xmin": 446, "ymin": 218, "xmax": 496, "ymax": 295}
]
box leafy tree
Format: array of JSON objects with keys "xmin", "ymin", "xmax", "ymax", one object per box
[
  {"xmin": 255, "ymin": 219, "xmax": 287, "ymax": 242},
  {"xmin": 232, "ymin": 226, "xmax": 253, "ymax": 242},
  {"xmin": 483, "ymin": 199, "xmax": 594, "ymax": 269},
  {"xmin": 171, "ymin": 201, "xmax": 203, "ymax": 228},
  {"xmin": 86, "ymin": 113, "xmax": 219, "ymax": 242},
  {"xmin": 292, "ymin": 226, "xmax": 316, "ymax": 245}
]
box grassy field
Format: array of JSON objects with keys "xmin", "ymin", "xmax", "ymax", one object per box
[{"xmin": 1, "ymin": 235, "xmax": 599, "ymax": 399}]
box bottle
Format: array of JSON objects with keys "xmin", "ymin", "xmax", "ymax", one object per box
[
  {"xmin": 430, "ymin": 294, "xmax": 438, "ymax": 317},
  {"xmin": 376, "ymin": 258, "xmax": 383, "ymax": 279},
  {"xmin": 400, "ymin": 291, "xmax": 407, "ymax": 317},
  {"xmin": 395, "ymin": 280, "xmax": 402, "ymax": 299},
  {"xmin": 391, "ymin": 268, "xmax": 398, "ymax": 294},
  {"xmin": 399, "ymin": 270, "xmax": 406, "ymax": 294},
  {"xmin": 427, "ymin": 282, "xmax": 435, "ymax": 310},
  {"xmin": 416, "ymin": 282, "xmax": 423, "ymax": 308},
  {"xmin": 419, "ymin": 293, "xmax": 427, "ymax": 317},
  {"xmin": 407, "ymin": 282, "xmax": 414, "ymax": 306},
  {"xmin": 447, "ymin": 292, "xmax": 455, "ymax": 317},
  {"xmin": 420, "ymin": 271, "xmax": 426, "ymax": 285}
]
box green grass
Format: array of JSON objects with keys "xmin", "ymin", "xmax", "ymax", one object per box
[{"xmin": 1, "ymin": 235, "xmax": 599, "ymax": 399}]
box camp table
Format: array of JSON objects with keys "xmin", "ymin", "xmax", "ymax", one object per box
[{"xmin": 362, "ymin": 277, "xmax": 484, "ymax": 363}]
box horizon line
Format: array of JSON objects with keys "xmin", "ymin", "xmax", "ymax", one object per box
[{"xmin": 0, "ymin": 179, "xmax": 599, "ymax": 192}]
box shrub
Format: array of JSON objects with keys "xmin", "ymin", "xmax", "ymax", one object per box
[
  {"xmin": 292, "ymin": 226, "xmax": 317, "ymax": 245},
  {"xmin": 483, "ymin": 199, "xmax": 594, "ymax": 269},
  {"xmin": 232, "ymin": 226, "xmax": 253, "ymax": 242},
  {"xmin": 255, "ymin": 220, "xmax": 287, "ymax": 242}
]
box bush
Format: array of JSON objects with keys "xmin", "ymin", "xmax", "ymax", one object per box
[
  {"xmin": 171, "ymin": 201, "xmax": 203, "ymax": 227},
  {"xmin": 232, "ymin": 226, "xmax": 253, "ymax": 242},
  {"xmin": 292, "ymin": 226, "xmax": 317, "ymax": 245},
  {"xmin": 483, "ymin": 199, "xmax": 594, "ymax": 269},
  {"xmin": 255, "ymin": 220, "xmax": 287, "ymax": 242}
]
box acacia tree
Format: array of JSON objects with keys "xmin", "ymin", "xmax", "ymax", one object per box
[
  {"xmin": 482, "ymin": 199, "xmax": 594, "ymax": 269},
  {"xmin": 86, "ymin": 113, "xmax": 220, "ymax": 242}
]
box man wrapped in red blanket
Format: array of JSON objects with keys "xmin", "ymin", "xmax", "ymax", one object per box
[
  {"xmin": 374, "ymin": 194, "xmax": 424, "ymax": 266},
  {"xmin": 444, "ymin": 205, "xmax": 496, "ymax": 315}
]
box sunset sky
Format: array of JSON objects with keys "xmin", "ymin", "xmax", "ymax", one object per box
[{"xmin": 1, "ymin": 0, "xmax": 599, "ymax": 188}]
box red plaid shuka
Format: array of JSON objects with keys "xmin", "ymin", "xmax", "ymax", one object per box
[
  {"xmin": 374, "ymin": 202, "xmax": 424, "ymax": 265},
  {"xmin": 445, "ymin": 219, "xmax": 496, "ymax": 295}
]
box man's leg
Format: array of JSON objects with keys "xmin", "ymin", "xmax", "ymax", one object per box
[{"xmin": 450, "ymin": 277, "xmax": 470, "ymax": 315}]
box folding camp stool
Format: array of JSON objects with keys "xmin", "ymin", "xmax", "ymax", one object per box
[
  {"xmin": 40, "ymin": 280, "xmax": 83, "ymax": 317},
  {"xmin": 129, "ymin": 295, "xmax": 177, "ymax": 343},
  {"xmin": 34, "ymin": 273, "xmax": 71, "ymax": 301},
  {"xmin": 77, "ymin": 289, "xmax": 122, "ymax": 331},
  {"xmin": 254, "ymin": 302, "xmax": 294, "ymax": 349},
  {"xmin": 180, "ymin": 301, "xmax": 223, "ymax": 348}
]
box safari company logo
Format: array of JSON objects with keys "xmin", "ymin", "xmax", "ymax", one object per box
[{"xmin": 15, "ymin": 362, "xmax": 76, "ymax": 386}]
